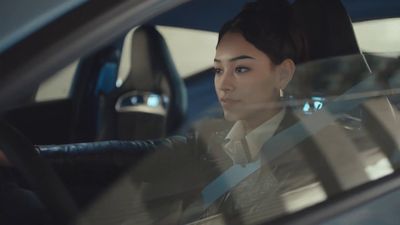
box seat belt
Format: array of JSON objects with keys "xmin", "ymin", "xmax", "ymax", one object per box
[{"xmin": 201, "ymin": 159, "xmax": 261, "ymax": 208}]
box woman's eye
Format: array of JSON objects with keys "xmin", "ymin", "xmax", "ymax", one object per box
[
  {"xmin": 214, "ymin": 68, "xmax": 223, "ymax": 75},
  {"xmin": 235, "ymin": 67, "xmax": 250, "ymax": 73}
]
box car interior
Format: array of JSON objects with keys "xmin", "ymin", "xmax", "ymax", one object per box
[
  {"xmin": 1, "ymin": 0, "xmax": 400, "ymax": 224},
  {"xmin": 0, "ymin": 0, "xmax": 365, "ymax": 143}
]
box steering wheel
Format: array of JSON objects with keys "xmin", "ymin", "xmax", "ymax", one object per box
[{"xmin": 0, "ymin": 121, "xmax": 78, "ymax": 225}]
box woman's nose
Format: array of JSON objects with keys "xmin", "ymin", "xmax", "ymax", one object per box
[{"xmin": 218, "ymin": 72, "xmax": 235, "ymax": 92}]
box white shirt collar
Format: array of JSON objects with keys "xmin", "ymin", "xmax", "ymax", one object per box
[{"xmin": 224, "ymin": 109, "xmax": 286, "ymax": 163}]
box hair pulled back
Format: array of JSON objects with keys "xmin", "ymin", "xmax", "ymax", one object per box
[{"xmin": 218, "ymin": 0, "xmax": 308, "ymax": 64}]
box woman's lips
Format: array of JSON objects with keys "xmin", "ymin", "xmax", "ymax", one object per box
[{"xmin": 220, "ymin": 98, "xmax": 241, "ymax": 107}]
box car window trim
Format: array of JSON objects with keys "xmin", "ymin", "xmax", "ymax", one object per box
[{"xmin": 263, "ymin": 170, "xmax": 400, "ymax": 225}]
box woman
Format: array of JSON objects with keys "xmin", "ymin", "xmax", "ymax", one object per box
[
  {"xmin": 141, "ymin": 0, "xmax": 309, "ymax": 223},
  {"xmin": 213, "ymin": 0, "xmax": 307, "ymax": 164}
]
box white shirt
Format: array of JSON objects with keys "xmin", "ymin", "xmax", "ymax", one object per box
[{"xmin": 223, "ymin": 109, "xmax": 286, "ymax": 164}]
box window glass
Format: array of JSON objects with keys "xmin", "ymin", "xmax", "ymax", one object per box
[
  {"xmin": 4, "ymin": 1, "xmax": 400, "ymax": 224},
  {"xmin": 158, "ymin": 26, "xmax": 218, "ymax": 78},
  {"xmin": 117, "ymin": 26, "xmax": 217, "ymax": 86},
  {"xmin": 353, "ymin": 18, "xmax": 400, "ymax": 57},
  {"xmin": 35, "ymin": 61, "xmax": 78, "ymax": 102}
]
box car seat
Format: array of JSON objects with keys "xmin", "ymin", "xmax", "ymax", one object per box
[{"xmin": 96, "ymin": 25, "xmax": 187, "ymax": 140}]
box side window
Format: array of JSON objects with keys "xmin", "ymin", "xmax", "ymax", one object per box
[
  {"xmin": 353, "ymin": 18, "xmax": 400, "ymax": 57},
  {"xmin": 117, "ymin": 25, "xmax": 218, "ymax": 85},
  {"xmin": 157, "ymin": 26, "xmax": 218, "ymax": 78},
  {"xmin": 34, "ymin": 60, "xmax": 79, "ymax": 102}
]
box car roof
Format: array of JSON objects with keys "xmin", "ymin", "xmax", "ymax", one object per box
[
  {"xmin": 148, "ymin": 0, "xmax": 400, "ymax": 32},
  {"xmin": 2, "ymin": 0, "xmax": 399, "ymax": 54}
]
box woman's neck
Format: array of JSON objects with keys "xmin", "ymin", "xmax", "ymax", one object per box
[{"xmin": 243, "ymin": 107, "xmax": 282, "ymax": 134}]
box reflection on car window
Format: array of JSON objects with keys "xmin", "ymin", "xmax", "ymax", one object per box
[
  {"xmin": 12, "ymin": 2, "xmax": 400, "ymax": 225},
  {"xmin": 69, "ymin": 54, "xmax": 400, "ymax": 225},
  {"xmin": 35, "ymin": 60, "xmax": 79, "ymax": 102}
]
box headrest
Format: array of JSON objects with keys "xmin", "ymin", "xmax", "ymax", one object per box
[
  {"xmin": 286, "ymin": 0, "xmax": 369, "ymax": 100},
  {"xmin": 292, "ymin": 0, "xmax": 361, "ymax": 63},
  {"xmin": 120, "ymin": 25, "xmax": 187, "ymax": 133}
]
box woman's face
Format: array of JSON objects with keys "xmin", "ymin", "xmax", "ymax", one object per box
[{"xmin": 214, "ymin": 32, "xmax": 294, "ymax": 128}]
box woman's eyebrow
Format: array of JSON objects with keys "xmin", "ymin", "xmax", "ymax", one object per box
[{"xmin": 214, "ymin": 55, "xmax": 255, "ymax": 63}]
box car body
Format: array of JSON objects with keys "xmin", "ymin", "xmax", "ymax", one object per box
[{"xmin": 1, "ymin": 0, "xmax": 400, "ymax": 224}]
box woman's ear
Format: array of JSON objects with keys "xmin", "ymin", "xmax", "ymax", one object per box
[{"xmin": 276, "ymin": 58, "xmax": 295, "ymax": 90}]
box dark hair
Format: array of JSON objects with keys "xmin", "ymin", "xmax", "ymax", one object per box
[{"xmin": 217, "ymin": 0, "xmax": 308, "ymax": 64}]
